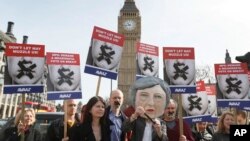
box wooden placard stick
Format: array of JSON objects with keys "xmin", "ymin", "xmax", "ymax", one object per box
[
  {"xmin": 178, "ymin": 94, "xmax": 184, "ymax": 136},
  {"xmin": 20, "ymin": 94, "xmax": 26, "ymax": 141},
  {"xmin": 64, "ymin": 100, "xmax": 68, "ymax": 138},
  {"xmin": 96, "ymin": 76, "xmax": 102, "ymax": 96}
]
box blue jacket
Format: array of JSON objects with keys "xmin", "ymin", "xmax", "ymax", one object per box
[{"xmin": 105, "ymin": 106, "xmax": 127, "ymax": 141}]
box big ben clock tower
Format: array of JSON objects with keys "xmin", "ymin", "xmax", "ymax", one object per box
[{"xmin": 118, "ymin": 0, "xmax": 141, "ymax": 106}]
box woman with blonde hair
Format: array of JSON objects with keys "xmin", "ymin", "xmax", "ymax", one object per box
[
  {"xmin": 212, "ymin": 111, "xmax": 234, "ymax": 141},
  {"xmin": 4, "ymin": 108, "xmax": 42, "ymax": 141}
]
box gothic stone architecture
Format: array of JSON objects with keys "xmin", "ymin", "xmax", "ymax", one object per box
[{"xmin": 118, "ymin": 0, "xmax": 141, "ymax": 106}]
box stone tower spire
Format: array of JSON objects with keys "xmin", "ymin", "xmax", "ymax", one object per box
[
  {"xmin": 120, "ymin": 0, "xmax": 139, "ymax": 12},
  {"xmin": 118, "ymin": 0, "xmax": 141, "ymax": 106}
]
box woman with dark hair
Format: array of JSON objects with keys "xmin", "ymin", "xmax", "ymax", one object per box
[
  {"xmin": 71, "ymin": 96, "xmax": 110, "ymax": 141},
  {"xmin": 80, "ymin": 104, "xmax": 87, "ymax": 123}
]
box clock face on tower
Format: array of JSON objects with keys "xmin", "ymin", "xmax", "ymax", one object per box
[{"xmin": 123, "ymin": 19, "xmax": 136, "ymax": 31}]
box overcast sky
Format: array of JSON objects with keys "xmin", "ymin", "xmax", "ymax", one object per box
[{"xmin": 1, "ymin": 0, "xmax": 249, "ymax": 104}]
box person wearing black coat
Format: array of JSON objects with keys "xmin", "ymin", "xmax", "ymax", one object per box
[
  {"xmin": 46, "ymin": 115, "xmax": 80, "ymax": 141},
  {"xmin": 46, "ymin": 99, "xmax": 80, "ymax": 141},
  {"xmin": 4, "ymin": 124, "xmax": 41, "ymax": 141},
  {"xmin": 3, "ymin": 108, "xmax": 42, "ymax": 141},
  {"xmin": 70, "ymin": 96, "xmax": 111, "ymax": 141}
]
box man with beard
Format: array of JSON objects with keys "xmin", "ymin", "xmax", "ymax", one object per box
[
  {"xmin": 163, "ymin": 99, "xmax": 194, "ymax": 141},
  {"xmin": 106, "ymin": 89, "xmax": 127, "ymax": 141},
  {"xmin": 46, "ymin": 99, "xmax": 80, "ymax": 141}
]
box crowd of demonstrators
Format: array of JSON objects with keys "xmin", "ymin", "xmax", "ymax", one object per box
[
  {"xmin": 3, "ymin": 108, "xmax": 42, "ymax": 141},
  {"xmin": 163, "ymin": 99, "xmax": 195, "ymax": 141},
  {"xmin": 105, "ymin": 89, "xmax": 127, "ymax": 141},
  {"xmin": 51, "ymin": 94, "xmax": 238, "ymax": 141},
  {"xmin": 122, "ymin": 76, "xmax": 170, "ymax": 141},
  {"xmin": 2, "ymin": 76, "xmax": 248, "ymax": 141},
  {"xmin": 46, "ymin": 99, "xmax": 80, "ymax": 141},
  {"xmin": 211, "ymin": 112, "xmax": 234, "ymax": 141}
]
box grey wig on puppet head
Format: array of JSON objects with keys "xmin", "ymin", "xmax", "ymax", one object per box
[{"xmin": 129, "ymin": 76, "xmax": 171, "ymax": 107}]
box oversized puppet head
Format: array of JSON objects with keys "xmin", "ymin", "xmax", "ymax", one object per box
[{"xmin": 129, "ymin": 76, "xmax": 171, "ymax": 119}]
